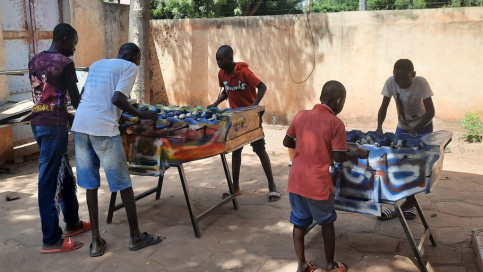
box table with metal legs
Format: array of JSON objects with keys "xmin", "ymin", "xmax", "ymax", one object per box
[{"xmin": 106, "ymin": 153, "xmax": 238, "ymax": 238}]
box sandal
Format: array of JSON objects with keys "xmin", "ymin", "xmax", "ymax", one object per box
[
  {"xmin": 40, "ymin": 237, "xmax": 83, "ymax": 254},
  {"xmin": 299, "ymin": 263, "xmax": 315, "ymax": 272},
  {"xmin": 129, "ymin": 232, "xmax": 162, "ymax": 251},
  {"xmin": 378, "ymin": 208, "xmax": 397, "ymax": 221},
  {"xmin": 333, "ymin": 261, "xmax": 347, "ymax": 272},
  {"xmin": 403, "ymin": 207, "xmax": 417, "ymax": 220},
  {"xmin": 222, "ymin": 190, "xmax": 241, "ymax": 199},
  {"xmin": 62, "ymin": 221, "xmax": 91, "ymax": 238},
  {"xmin": 89, "ymin": 238, "xmax": 107, "ymax": 257},
  {"xmin": 268, "ymin": 191, "xmax": 281, "ymax": 202}
]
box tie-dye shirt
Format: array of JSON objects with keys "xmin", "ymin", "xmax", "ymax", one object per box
[{"xmin": 29, "ymin": 51, "xmax": 78, "ymax": 126}]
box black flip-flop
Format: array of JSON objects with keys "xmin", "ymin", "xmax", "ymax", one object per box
[
  {"xmin": 89, "ymin": 238, "xmax": 106, "ymax": 257},
  {"xmin": 403, "ymin": 207, "xmax": 417, "ymax": 220},
  {"xmin": 377, "ymin": 208, "xmax": 397, "ymax": 221},
  {"xmin": 129, "ymin": 232, "xmax": 162, "ymax": 251},
  {"xmin": 268, "ymin": 191, "xmax": 281, "ymax": 202}
]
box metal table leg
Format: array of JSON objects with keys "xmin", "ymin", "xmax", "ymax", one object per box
[
  {"xmin": 389, "ymin": 195, "xmax": 435, "ymax": 272},
  {"xmin": 177, "ymin": 164, "xmax": 201, "ymax": 237},
  {"xmin": 106, "ymin": 174, "xmax": 164, "ymax": 224}
]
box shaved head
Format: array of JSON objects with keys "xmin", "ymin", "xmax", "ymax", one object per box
[
  {"xmin": 217, "ymin": 45, "xmax": 233, "ymax": 57},
  {"xmin": 320, "ymin": 80, "xmax": 346, "ymax": 104}
]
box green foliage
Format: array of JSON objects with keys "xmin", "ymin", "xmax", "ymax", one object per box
[
  {"xmin": 150, "ymin": 0, "xmax": 303, "ymax": 19},
  {"xmin": 312, "ymin": 0, "xmax": 359, "ymax": 12},
  {"xmin": 150, "ymin": 0, "xmax": 483, "ymax": 18},
  {"xmin": 461, "ymin": 109, "xmax": 483, "ymax": 143}
]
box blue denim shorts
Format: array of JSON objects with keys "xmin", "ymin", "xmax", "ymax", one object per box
[
  {"xmin": 75, "ymin": 132, "xmax": 132, "ymax": 192},
  {"xmin": 289, "ymin": 192, "xmax": 337, "ymax": 227}
]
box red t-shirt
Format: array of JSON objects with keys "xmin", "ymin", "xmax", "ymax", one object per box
[
  {"xmin": 286, "ymin": 104, "xmax": 348, "ymax": 200},
  {"xmin": 218, "ymin": 62, "xmax": 261, "ymax": 108}
]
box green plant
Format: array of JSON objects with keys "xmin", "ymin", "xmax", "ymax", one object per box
[{"xmin": 461, "ymin": 109, "xmax": 483, "ymax": 143}]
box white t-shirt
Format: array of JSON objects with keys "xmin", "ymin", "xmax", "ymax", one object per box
[
  {"xmin": 381, "ymin": 76, "xmax": 433, "ymax": 130},
  {"xmin": 72, "ymin": 59, "xmax": 138, "ymax": 136}
]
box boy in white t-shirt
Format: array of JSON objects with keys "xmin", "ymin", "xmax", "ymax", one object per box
[
  {"xmin": 72, "ymin": 43, "xmax": 162, "ymax": 256},
  {"xmin": 376, "ymin": 59, "xmax": 435, "ymax": 220}
]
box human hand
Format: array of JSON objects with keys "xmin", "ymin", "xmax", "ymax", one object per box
[
  {"xmin": 138, "ymin": 110, "xmax": 158, "ymax": 120},
  {"xmin": 356, "ymin": 147, "xmax": 370, "ymax": 159},
  {"xmin": 206, "ymin": 103, "xmax": 216, "ymax": 109},
  {"xmin": 408, "ymin": 129, "xmax": 418, "ymax": 136},
  {"xmin": 376, "ymin": 127, "xmax": 383, "ymax": 134}
]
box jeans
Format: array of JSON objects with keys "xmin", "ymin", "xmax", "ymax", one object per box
[
  {"xmin": 32, "ymin": 125, "xmax": 79, "ymax": 245},
  {"xmin": 75, "ymin": 132, "xmax": 132, "ymax": 192}
]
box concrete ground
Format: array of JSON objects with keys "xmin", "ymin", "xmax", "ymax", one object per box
[{"xmin": 0, "ymin": 124, "xmax": 482, "ymax": 272}]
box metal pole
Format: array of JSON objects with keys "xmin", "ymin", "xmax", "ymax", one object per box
[
  {"xmin": 206, "ymin": 0, "xmax": 210, "ymax": 18},
  {"xmin": 129, "ymin": 0, "xmax": 150, "ymax": 103},
  {"xmin": 359, "ymin": 0, "xmax": 367, "ymax": 11}
]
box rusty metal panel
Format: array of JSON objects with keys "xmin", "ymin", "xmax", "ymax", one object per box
[
  {"xmin": 3, "ymin": 40, "xmax": 30, "ymax": 97},
  {"xmin": 31, "ymin": 0, "xmax": 61, "ymax": 53},
  {"xmin": 0, "ymin": 0, "xmax": 62, "ymax": 101},
  {"xmin": 0, "ymin": 0, "xmax": 28, "ymax": 31}
]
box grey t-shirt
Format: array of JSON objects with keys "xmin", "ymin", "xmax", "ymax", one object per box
[{"xmin": 381, "ymin": 76, "xmax": 433, "ymax": 130}]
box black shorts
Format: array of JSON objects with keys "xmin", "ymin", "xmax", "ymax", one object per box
[{"xmin": 250, "ymin": 138, "xmax": 266, "ymax": 153}]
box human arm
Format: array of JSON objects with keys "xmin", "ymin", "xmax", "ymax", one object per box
[
  {"xmin": 111, "ymin": 91, "xmax": 157, "ymax": 120},
  {"xmin": 207, "ymin": 88, "xmax": 228, "ymax": 108},
  {"xmin": 283, "ymin": 135, "xmax": 296, "ymax": 149},
  {"xmin": 62, "ymin": 62, "xmax": 80, "ymax": 109},
  {"xmin": 67, "ymin": 83, "xmax": 80, "ymax": 109},
  {"xmin": 409, "ymin": 97, "xmax": 435, "ymax": 134},
  {"xmin": 376, "ymin": 96, "xmax": 391, "ymax": 134},
  {"xmin": 333, "ymin": 147, "xmax": 370, "ymax": 163},
  {"xmin": 252, "ymin": 81, "xmax": 267, "ymax": 106}
]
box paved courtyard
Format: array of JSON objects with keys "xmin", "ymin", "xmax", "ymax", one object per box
[{"xmin": 0, "ymin": 124, "xmax": 482, "ymax": 272}]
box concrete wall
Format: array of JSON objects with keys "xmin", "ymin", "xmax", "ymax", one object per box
[
  {"xmin": 149, "ymin": 7, "xmax": 483, "ymax": 127},
  {"xmin": 70, "ymin": 0, "xmax": 129, "ymax": 67},
  {"xmin": 0, "ymin": 11, "xmax": 8, "ymax": 103}
]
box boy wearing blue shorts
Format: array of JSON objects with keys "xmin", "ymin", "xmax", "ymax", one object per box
[
  {"xmin": 283, "ymin": 81, "xmax": 369, "ymax": 272},
  {"xmin": 72, "ymin": 43, "xmax": 161, "ymax": 257}
]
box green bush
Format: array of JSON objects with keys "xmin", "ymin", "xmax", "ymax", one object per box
[{"xmin": 461, "ymin": 109, "xmax": 483, "ymax": 143}]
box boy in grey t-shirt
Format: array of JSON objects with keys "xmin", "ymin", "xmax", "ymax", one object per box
[{"xmin": 376, "ymin": 59, "xmax": 435, "ymax": 220}]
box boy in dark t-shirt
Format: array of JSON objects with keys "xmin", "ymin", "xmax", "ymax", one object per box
[
  {"xmin": 207, "ymin": 45, "xmax": 280, "ymax": 202},
  {"xmin": 29, "ymin": 23, "xmax": 90, "ymax": 254}
]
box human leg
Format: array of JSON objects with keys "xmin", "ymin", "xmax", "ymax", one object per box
[
  {"xmin": 231, "ymin": 148, "xmax": 243, "ymax": 193},
  {"xmin": 289, "ymin": 193, "xmax": 316, "ymax": 272},
  {"xmin": 92, "ymin": 135, "xmax": 161, "ymax": 250},
  {"xmin": 75, "ymin": 132, "xmax": 109, "ymax": 255},
  {"xmin": 251, "ymin": 139, "xmax": 278, "ymax": 195},
  {"xmin": 86, "ymin": 188, "xmax": 105, "ymax": 256},
  {"xmin": 305, "ymin": 193, "xmax": 346, "ymax": 271},
  {"xmin": 33, "ymin": 126, "xmax": 68, "ymax": 245}
]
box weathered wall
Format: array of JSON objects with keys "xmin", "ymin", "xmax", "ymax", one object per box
[
  {"xmin": 149, "ymin": 7, "xmax": 483, "ymax": 127},
  {"xmin": 0, "ymin": 11, "xmax": 8, "ymax": 103},
  {"xmin": 70, "ymin": 0, "xmax": 129, "ymax": 67}
]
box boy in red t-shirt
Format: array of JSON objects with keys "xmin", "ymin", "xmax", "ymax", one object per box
[
  {"xmin": 283, "ymin": 81, "xmax": 369, "ymax": 272},
  {"xmin": 207, "ymin": 45, "xmax": 280, "ymax": 202}
]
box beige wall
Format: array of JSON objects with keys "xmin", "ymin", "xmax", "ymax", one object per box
[
  {"xmin": 70, "ymin": 0, "xmax": 129, "ymax": 67},
  {"xmin": 0, "ymin": 11, "xmax": 8, "ymax": 103},
  {"xmin": 149, "ymin": 7, "xmax": 483, "ymax": 127}
]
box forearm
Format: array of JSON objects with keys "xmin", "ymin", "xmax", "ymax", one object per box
[
  {"xmin": 112, "ymin": 92, "xmax": 141, "ymax": 116},
  {"xmin": 334, "ymin": 151, "xmax": 361, "ymax": 163},
  {"xmin": 252, "ymin": 83, "xmax": 266, "ymax": 106},
  {"xmin": 412, "ymin": 111, "xmax": 434, "ymax": 132},
  {"xmin": 67, "ymin": 85, "xmax": 80, "ymax": 109},
  {"xmin": 377, "ymin": 107, "xmax": 387, "ymax": 130},
  {"xmin": 211, "ymin": 91, "xmax": 228, "ymax": 107}
]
